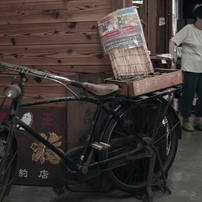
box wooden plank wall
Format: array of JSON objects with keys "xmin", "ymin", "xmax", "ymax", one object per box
[
  {"xmin": 0, "ymin": 0, "xmax": 133, "ymax": 107},
  {"xmin": 0, "ymin": 0, "xmax": 132, "ymax": 149}
]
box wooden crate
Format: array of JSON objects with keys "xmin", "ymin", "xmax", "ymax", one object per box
[{"xmin": 105, "ymin": 69, "xmax": 183, "ymax": 96}]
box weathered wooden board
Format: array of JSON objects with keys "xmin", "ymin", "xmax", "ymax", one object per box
[
  {"xmin": 0, "ymin": 0, "xmax": 110, "ymax": 25},
  {"xmin": 0, "ymin": 22, "xmax": 99, "ymax": 46},
  {"xmin": 67, "ymin": 74, "xmax": 102, "ymax": 149},
  {"xmin": 0, "ymin": 0, "xmax": 132, "ymax": 110},
  {"xmin": 0, "ymin": 44, "xmax": 110, "ymax": 66},
  {"xmin": 11, "ymin": 107, "xmax": 67, "ymax": 186}
]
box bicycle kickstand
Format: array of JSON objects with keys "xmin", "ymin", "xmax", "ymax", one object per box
[
  {"xmin": 144, "ymin": 148, "xmax": 172, "ymax": 202},
  {"xmin": 145, "ymin": 149, "xmax": 156, "ymax": 202},
  {"xmin": 154, "ymin": 148, "xmax": 172, "ymax": 195}
]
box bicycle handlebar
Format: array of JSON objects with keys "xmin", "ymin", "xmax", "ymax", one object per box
[
  {"xmin": 0, "ymin": 61, "xmax": 82, "ymax": 86},
  {"xmin": 0, "ymin": 61, "xmax": 119, "ymax": 96}
]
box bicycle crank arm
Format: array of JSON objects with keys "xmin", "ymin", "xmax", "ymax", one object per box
[
  {"xmin": 63, "ymin": 148, "xmax": 151, "ymax": 185},
  {"xmin": 89, "ymin": 148, "xmax": 151, "ymax": 171}
]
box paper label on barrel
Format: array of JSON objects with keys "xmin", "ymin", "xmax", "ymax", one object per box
[{"xmin": 98, "ymin": 7, "xmax": 145, "ymax": 54}]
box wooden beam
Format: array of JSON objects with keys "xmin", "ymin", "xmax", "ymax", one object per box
[
  {"xmin": 147, "ymin": 0, "xmax": 157, "ymax": 53},
  {"xmin": 165, "ymin": 0, "xmax": 173, "ymax": 52}
]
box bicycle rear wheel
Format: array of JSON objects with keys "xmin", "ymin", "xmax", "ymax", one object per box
[
  {"xmin": 101, "ymin": 98, "xmax": 180, "ymax": 193},
  {"xmin": 0, "ymin": 126, "xmax": 16, "ymax": 202}
]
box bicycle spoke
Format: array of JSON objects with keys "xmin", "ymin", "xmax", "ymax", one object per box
[{"xmin": 101, "ymin": 99, "xmax": 180, "ymax": 193}]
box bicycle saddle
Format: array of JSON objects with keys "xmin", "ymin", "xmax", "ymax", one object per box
[{"xmin": 82, "ymin": 82, "xmax": 119, "ymax": 96}]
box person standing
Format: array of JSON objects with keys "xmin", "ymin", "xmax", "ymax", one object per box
[{"xmin": 169, "ymin": 4, "xmax": 202, "ymax": 132}]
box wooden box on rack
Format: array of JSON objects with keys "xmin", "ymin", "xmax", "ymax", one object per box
[{"xmin": 105, "ymin": 69, "xmax": 183, "ymax": 96}]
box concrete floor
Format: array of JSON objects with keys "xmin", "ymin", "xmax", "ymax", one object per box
[{"xmin": 3, "ymin": 128, "xmax": 202, "ymax": 202}]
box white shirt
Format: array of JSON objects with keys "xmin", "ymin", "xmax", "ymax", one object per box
[{"xmin": 170, "ymin": 24, "xmax": 202, "ymax": 73}]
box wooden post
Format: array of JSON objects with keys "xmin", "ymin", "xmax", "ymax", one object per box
[{"xmin": 147, "ymin": 0, "xmax": 157, "ymax": 54}]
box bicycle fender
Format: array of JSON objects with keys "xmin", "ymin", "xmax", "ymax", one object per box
[{"xmin": 159, "ymin": 97, "xmax": 182, "ymax": 139}]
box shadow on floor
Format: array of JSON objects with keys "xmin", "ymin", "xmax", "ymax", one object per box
[{"xmin": 4, "ymin": 129, "xmax": 202, "ymax": 202}]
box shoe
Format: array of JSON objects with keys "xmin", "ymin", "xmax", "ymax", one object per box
[
  {"xmin": 194, "ymin": 118, "xmax": 202, "ymax": 131},
  {"xmin": 182, "ymin": 121, "xmax": 194, "ymax": 132}
]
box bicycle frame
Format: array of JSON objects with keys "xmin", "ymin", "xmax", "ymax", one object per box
[
  {"xmin": 15, "ymin": 89, "xmax": 151, "ymax": 175},
  {"xmin": 0, "ymin": 61, "xmax": 182, "ymax": 202},
  {"xmin": 13, "ymin": 86, "xmax": 181, "ymax": 176},
  {"xmin": 1, "ymin": 71, "xmax": 147, "ymax": 175}
]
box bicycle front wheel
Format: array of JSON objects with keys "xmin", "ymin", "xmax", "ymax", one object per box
[
  {"xmin": 0, "ymin": 126, "xmax": 16, "ymax": 202},
  {"xmin": 101, "ymin": 98, "xmax": 180, "ymax": 193}
]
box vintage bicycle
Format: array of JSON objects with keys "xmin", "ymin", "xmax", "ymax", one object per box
[{"xmin": 0, "ymin": 61, "xmax": 182, "ymax": 202}]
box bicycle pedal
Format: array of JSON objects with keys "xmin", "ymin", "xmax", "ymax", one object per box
[{"xmin": 92, "ymin": 142, "xmax": 110, "ymax": 150}]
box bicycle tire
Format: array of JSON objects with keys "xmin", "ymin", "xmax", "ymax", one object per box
[
  {"xmin": 0, "ymin": 128, "xmax": 16, "ymax": 202},
  {"xmin": 100, "ymin": 98, "xmax": 180, "ymax": 193}
]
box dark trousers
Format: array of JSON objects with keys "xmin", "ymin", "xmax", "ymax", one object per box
[{"xmin": 181, "ymin": 71, "xmax": 202, "ymax": 118}]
